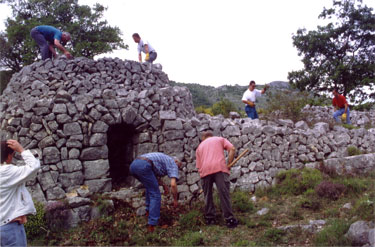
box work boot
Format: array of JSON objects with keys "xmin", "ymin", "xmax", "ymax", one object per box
[
  {"xmin": 147, "ymin": 224, "xmax": 155, "ymax": 233},
  {"xmin": 226, "ymin": 218, "xmax": 238, "ymax": 228}
]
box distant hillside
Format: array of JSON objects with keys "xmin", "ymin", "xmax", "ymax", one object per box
[{"xmin": 170, "ymin": 80, "xmax": 291, "ymax": 111}]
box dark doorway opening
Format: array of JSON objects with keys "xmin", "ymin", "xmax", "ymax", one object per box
[{"xmin": 107, "ymin": 123, "xmax": 135, "ymax": 189}]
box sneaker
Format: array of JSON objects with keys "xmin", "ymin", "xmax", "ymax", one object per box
[{"xmin": 226, "ymin": 218, "xmax": 238, "ymax": 228}]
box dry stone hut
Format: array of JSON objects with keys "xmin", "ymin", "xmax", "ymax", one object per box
[
  {"xmin": 1, "ymin": 57, "xmax": 375, "ymax": 226},
  {"xmin": 0, "ymin": 57, "xmax": 196, "ymax": 203}
]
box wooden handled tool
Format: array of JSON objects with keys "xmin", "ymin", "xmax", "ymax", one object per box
[{"xmin": 227, "ymin": 149, "xmax": 249, "ymax": 168}]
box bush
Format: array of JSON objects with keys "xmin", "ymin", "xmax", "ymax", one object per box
[
  {"xmin": 258, "ymin": 228, "xmax": 285, "ymax": 245},
  {"xmin": 315, "ymin": 181, "xmax": 346, "ymax": 200},
  {"xmin": 276, "ymin": 168, "xmax": 323, "ymax": 195},
  {"xmin": 298, "ymin": 197, "xmax": 321, "ymax": 211},
  {"xmin": 25, "ymin": 201, "xmax": 46, "ymax": 239},
  {"xmin": 353, "ymin": 196, "xmax": 375, "ymax": 221},
  {"xmin": 347, "ymin": 146, "xmax": 362, "ymax": 156},
  {"xmin": 337, "ymin": 177, "xmax": 369, "ymax": 195},
  {"xmin": 263, "ymin": 90, "xmax": 310, "ymax": 121},
  {"xmin": 314, "ymin": 219, "xmax": 351, "ymax": 246},
  {"xmin": 195, "ymin": 105, "xmax": 214, "ymax": 116},
  {"xmin": 174, "ymin": 231, "xmax": 204, "ymax": 246},
  {"xmin": 211, "ymin": 98, "xmax": 238, "ymax": 118},
  {"xmin": 231, "ymin": 190, "xmax": 255, "ymax": 213}
]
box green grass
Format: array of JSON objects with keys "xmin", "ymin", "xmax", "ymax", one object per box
[
  {"xmin": 313, "ymin": 219, "xmax": 351, "ymax": 246},
  {"xmin": 25, "ymin": 169, "xmax": 375, "ymax": 246},
  {"xmin": 347, "ymin": 146, "xmax": 362, "ymax": 156}
]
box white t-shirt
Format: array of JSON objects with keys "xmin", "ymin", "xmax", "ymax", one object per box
[
  {"xmin": 242, "ymin": 89, "xmax": 262, "ymax": 103},
  {"xmin": 137, "ymin": 39, "xmax": 155, "ymax": 54}
]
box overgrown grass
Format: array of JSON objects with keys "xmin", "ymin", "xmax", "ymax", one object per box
[
  {"xmin": 276, "ymin": 168, "xmax": 323, "ymax": 195},
  {"xmin": 25, "ymin": 169, "xmax": 375, "ymax": 246},
  {"xmin": 313, "ymin": 219, "xmax": 351, "ymax": 246}
]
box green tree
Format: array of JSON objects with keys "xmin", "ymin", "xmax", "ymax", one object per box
[
  {"xmin": 288, "ymin": 0, "xmax": 375, "ymax": 103},
  {"xmin": 0, "ymin": 0, "xmax": 127, "ymax": 73},
  {"xmin": 211, "ymin": 98, "xmax": 237, "ymax": 118}
]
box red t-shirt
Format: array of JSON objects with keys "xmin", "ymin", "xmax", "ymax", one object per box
[
  {"xmin": 196, "ymin": 136, "xmax": 234, "ymax": 178},
  {"xmin": 332, "ymin": 95, "xmax": 348, "ymax": 108}
]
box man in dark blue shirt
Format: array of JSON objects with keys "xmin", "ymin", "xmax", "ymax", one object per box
[
  {"xmin": 30, "ymin": 25, "xmax": 72, "ymax": 60},
  {"xmin": 130, "ymin": 152, "xmax": 182, "ymax": 232}
]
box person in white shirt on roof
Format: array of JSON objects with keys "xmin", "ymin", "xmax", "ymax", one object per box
[
  {"xmin": 132, "ymin": 33, "xmax": 157, "ymax": 63},
  {"xmin": 241, "ymin": 80, "xmax": 268, "ymax": 119},
  {"xmin": 0, "ymin": 139, "xmax": 40, "ymax": 247}
]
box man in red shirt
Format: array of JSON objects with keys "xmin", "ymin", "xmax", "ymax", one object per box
[
  {"xmin": 196, "ymin": 131, "xmax": 238, "ymax": 228},
  {"xmin": 332, "ymin": 88, "xmax": 351, "ymax": 124}
]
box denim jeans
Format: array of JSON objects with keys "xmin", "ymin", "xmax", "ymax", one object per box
[
  {"xmin": 130, "ymin": 159, "xmax": 161, "ymax": 226},
  {"xmin": 148, "ymin": 51, "xmax": 157, "ymax": 63},
  {"xmin": 333, "ymin": 107, "xmax": 351, "ymax": 124},
  {"xmin": 0, "ymin": 222, "xmax": 27, "ymax": 247},
  {"xmin": 245, "ymin": 105, "xmax": 259, "ymax": 119},
  {"xmin": 30, "ymin": 28, "xmax": 52, "ymax": 60}
]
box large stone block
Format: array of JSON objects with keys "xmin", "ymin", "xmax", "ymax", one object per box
[
  {"xmin": 63, "ymin": 122, "xmax": 82, "ymax": 136},
  {"xmin": 80, "ymin": 146, "xmax": 108, "ymax": 160},
  {"xmin": 83, "ymin": 159, "xmax": 110, "ymax": 179}
]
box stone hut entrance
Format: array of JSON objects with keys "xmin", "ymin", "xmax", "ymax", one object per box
[{"xmin": 107, "ymin": 123, "xmax": 135, "ymax": 189}]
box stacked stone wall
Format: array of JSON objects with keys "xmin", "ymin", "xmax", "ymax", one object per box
[{"xmin": 1, "ymin": 57, "xmax": 374, "ymax": 226}]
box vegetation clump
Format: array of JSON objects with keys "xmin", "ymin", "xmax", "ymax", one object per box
[
  {"xmin": 315, "ymin": 181, "xmax": 346, "ymax": 200},
  {"xmin": 276, "ymin": 168, "xmax": 323, "ymax": 195}
]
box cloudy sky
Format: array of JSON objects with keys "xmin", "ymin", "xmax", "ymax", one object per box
[{"xmin": 1, "ymin": 0, "xmax": 374, "ymax": 87}]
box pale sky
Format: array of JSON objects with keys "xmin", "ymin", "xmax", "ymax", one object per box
[{"xmin": 1, "ymin": 0, "xmax": 375, "ymax": 87}]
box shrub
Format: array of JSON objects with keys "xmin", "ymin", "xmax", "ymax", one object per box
[
  {"xmin": 338, "ymin": 177, "xmax": 369, "ymax": 195},
  {"xmin": 174, "ymin": 231, "xmax": 204, "ymax": 246},
  {"xmin": 298, "ymin": 197, "xmax": 321, "ymax": 211},
  {"xmin": 347, "ymin": 146, "xmax": 362, "ymax": 156},
  {"xmin": 231, "ymin": 190, "xmax": 255, "ymax": 213},
  {"xmin": 211, "ymin": 98, "xmax": 238, "ymax": 118},
  {"xmin": 353, "ymin": 196, "xmax": 375, "ymax": 221},
  {"xmin": 195, "ymin": 105, "xmax": 214, "ymax": 116},
  {"xmin": 276, "ymin": 168, "xmax": 323, "ymax": 195},
  {"xmin": 262, "ymin": 90, "xmax": 310, "ymax": 121},
  {"xmin": 313, "ymin": 219, "xmax": 351, "ymax": 246},
  {"xmin": 25, "ymin": 201, "xmax": 46, "ymax": 239},
  {"xmin": 315, "ymin": 181, "xmax": 346, "ymax": 200}
]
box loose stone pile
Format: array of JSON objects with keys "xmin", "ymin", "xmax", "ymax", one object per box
[{"xmin": 1, "ymin": 57, "xmax": 374, "ymax": 227}]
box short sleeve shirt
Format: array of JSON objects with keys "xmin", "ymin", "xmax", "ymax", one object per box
[
  {"xmin": 332, "ymin": 95, "xmax": 348, "ymax": 108},
  {"xmin": 36, "ymin": 25, "xmax": 62, "ymax": 43},
  {"xmin": 137, "ymin": 39, "xmax": 156, "ymax": 54},
  {"xmin": 140, "ymin": 152, "xmax": 179, "ymax": 179},
  {"xmin": 195, "ymin": 137, "xmax": 234, "ymax": 178},
  {"xmin": 242, "ymin": 89, "xmax": 262, "ymax": 103}
]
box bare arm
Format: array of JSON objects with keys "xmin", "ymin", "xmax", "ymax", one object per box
[
  {"xmin": 54, "ymin": 39, "xmax": 72, "ymax": 58},
  {"xmin": 227, "ymin": 146, "xmax": 236, "ymax": 166},
  {"xmin": 48, "ymin": 44, "xmax": 57, "ymax": 58},
  {"xmin": 170, "ymin": 178, "xmax": 178, "ymax": 207},
  {"xmin": 138, "ymin": 53, "xmax": 142, "ymax": 62}
]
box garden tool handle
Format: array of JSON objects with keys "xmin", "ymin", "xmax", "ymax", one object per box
[{"xmin": 228, "ymin": 149, "xmax": 249, "ymax": 168}]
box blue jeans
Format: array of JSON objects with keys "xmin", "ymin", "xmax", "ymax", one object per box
[
  {"xmin": 0, "ymin": 222, "xmax": 27, "ymax": 247},
  {"xmin": 245, "ymin": 105, "xmax": 258, "ymax": 119},
  {"xmin": 333, "ymin": 107, "xmax": 351, "ymax": 124},
  {"xmin": 30, "ymin": 28, "xmax": 52, "ymax": 60},
  {"xmin": 130, "ymin": 159, "xmax": 161, "ymax": 226}
]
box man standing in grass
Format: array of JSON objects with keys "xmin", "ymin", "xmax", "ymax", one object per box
[
  {"xmin": 332, "ymin": 88, "xmax": 351, "ymax": 124},
  {"xmin": 130, "ymin": 152, "xmax": 182, "ymax": 232},
  {"xmin": 242, "ymin": 80, "xmax": 268, "ymax": 119},
  {"xmin": 195, "ymin": 131, "xmax": 238, "ymax": 228}
]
